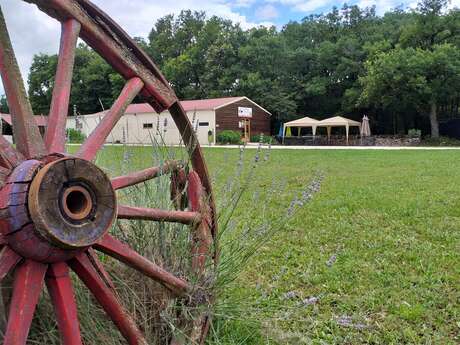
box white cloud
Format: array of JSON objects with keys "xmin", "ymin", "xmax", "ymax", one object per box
[
  {"xmin": 256, "ymin": 4, "xmax": 279, "ymax": 19},
  {"xmin": 264, "ymin": 0, "xmax": 405, "ymax": 13},
  {"xmin": 264, "ymin": 0, "xmax": 332, "ymax": 13},
  {"xmin": 233, "ymin": 0, "xmax": 259, "ymax": 8},
  {"xmin": 447, "ymin": 0, "xmax": 460, "ymax": 9},
  {"xmin": 1, "ymin": 0, "xmax": 60, "ymax": 91},
  {"xmin": 357, "ymin": 0, "xmax": 406, "ymax": 14}
]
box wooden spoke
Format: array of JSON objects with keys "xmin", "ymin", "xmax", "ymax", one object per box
[
  {"xmin": 188, "ymin": 171, "xmax": 213, "ymax": 274},
  {"xmin": 0, "ymin": 134, "xmax": 23, "ymax": 169},
  {"xmin": 77, "ymin": 77, "xmax": 144, "ymax": 161},
  {"xmin": 111, "ymin": 160, "xmax": 182, "ymax": 190},
  {"xmin": 3, "ymin": 260, "xmax": 47, "ymax": 345},
  {"xmin": 0, "ymin": 7, "xmax": 46, "ymax": 158},
  {"xmin": 0, "ymin": 166, "xmax": 9, "ymax": 189},
  {"xmin": 46, "ymin": 262, "xmax": 83, "ymax": 345},
  {"xmin": 117, "ymin": 205, "xmax": 200, "ymax": 225},
  {"xmin": 87, "ymin": 247, "xmax": 117, "ymax": 292},
  {"xmin": 171, "ymin": 167, "xmax": 188, "ymax": 210},
  {"xmin": 0, "ymin": 246, "xmax": 21, "ymax": 281},
  {"xmin": 45, "ymin": 19, "xmax": 81, "ymax": 153},
  {"xmin": 94, "ymin": 234, "xmax": 189, "ymax": 296},
  {"xmin": 69, "ymin": 252, "xmax": 148, "ymax": 345}
]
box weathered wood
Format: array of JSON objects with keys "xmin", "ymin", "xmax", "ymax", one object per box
[
  {"xmin": 0, "ymin": 7, "xmax": 46, "ymax": 158},
  {"xmin": 95, "ymin": 234, "xmax": 190, "ymax": 296},
  {"xmin": 0, "ymin": 166, "xmax": 10, "ymax": 189},
  {"xmin": 170, "ymin": 167, "xmax": 188, "ymax": 210},
  {"xmin": 111, "ymin": 160, "xmax": 180, "ymax": 190},
  {"xmin": 87, "ymin": 248, "xmax": 117, "ymax": 293},
  {"xmin": 28, "ymin": 158, "xmax": 116, "ymax": 249},
  {"xmin": 187, "ymin": 171, "xmax": 213, "ymax": 274},
  {"xmin": 0, "ymin": 246, "xmax": 21, "ymax": 282},
  {"xmin": 77, "ymin": 77, "xmax": 144, "ymax": 161},
  {"xmin": 0, "ymin": 135, "xmax": 23, "ymax": 169},
  {"xmin": 168, "ymin": 102, "xmax": 218, "ymax": 240},
  {"xmin": 3, "ymin": 260, "xmax": 47, "ymax": 345},
  {"xmin": 46, "ymin": 262, "xmax": 83, "ymax": 345},
  {"xmin": 69, "ymin": 252, "xmax": 148, "ymax": 345},
  {"xmin": 45, "ymin": 19, "xmax": 81, "ymax": 153},
  {"xmin": 117, "ymin": 204, "xmax": 200, "ymax": 225}
]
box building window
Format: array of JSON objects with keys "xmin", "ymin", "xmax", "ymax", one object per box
[
  {"xmin": 143, "ymin": 123, "xmax": 153, "ymax": 129},
  {"xmin": 199, "ymin": 122, "xmax": 209, "ymax": 127}
]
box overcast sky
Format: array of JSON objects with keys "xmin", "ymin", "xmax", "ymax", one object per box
[{"xmin": 1, "ymin": 0, "xmax": 459, "ymax": 97}]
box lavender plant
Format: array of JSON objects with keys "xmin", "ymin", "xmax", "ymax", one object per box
[{"xmin": 25, "ymin": 132, "xmax": 323, "ymax": 345}]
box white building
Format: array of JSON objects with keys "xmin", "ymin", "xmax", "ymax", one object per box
[{"xmin": 66, "ymin": 97, "xmax": 271, "ymax": 145}]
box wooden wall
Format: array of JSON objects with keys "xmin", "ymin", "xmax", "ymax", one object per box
[{"xmin": 215, "ymin": 98, "xmax": 271, "ymax": 137}]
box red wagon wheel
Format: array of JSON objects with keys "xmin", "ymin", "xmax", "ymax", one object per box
[{"xmin": 0, "ymin": 1, "xmax": 217, "ymax": 344}]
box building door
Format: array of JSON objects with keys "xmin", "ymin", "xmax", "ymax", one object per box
[{"xmin": 242, "ymin": 119, "xmax": 251, "ymax": 142}]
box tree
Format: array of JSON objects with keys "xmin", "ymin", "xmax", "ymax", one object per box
[
  {"xmin": 28, "ymin": 53, "xmax": 57, "ymax": 114},
  {"xmin": 28, "ymin": 44, "xmax": 122, "ymax": 115},
  {"xmin": 360, "ymin": 44, "xmax": 460, "ymax": 137},
  {"xmin": 400, "ymin": 0, "xmax": 452, "ymax": 49},
  {"xmin": 0, "ymin": 95, "xmax": 8, "ymax": 113},
  {"xmin": 149, "ymin": 11, "xmax": 244, "ymax": 99}
]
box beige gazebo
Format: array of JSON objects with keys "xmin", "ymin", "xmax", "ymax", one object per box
[
  {"xmin": 283, "ymin": 116, "xmax": 320, "ymax": 141},
  {"xmin": 317, "ymin": 116, "xmax": 361, "ymax": 144}
]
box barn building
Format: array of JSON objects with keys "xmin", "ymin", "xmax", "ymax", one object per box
[{"xmin": 66, "ymin": 97, "xmax": 271, "ymax": 145}]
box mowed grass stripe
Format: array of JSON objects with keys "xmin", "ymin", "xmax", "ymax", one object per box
[{"xmin": 76, "ymin": 145, "xmax": 459, "ymax": 344}]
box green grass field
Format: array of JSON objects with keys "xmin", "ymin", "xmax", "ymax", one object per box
[{"xmin": 89, "ymin": 146, "xmax": 460, "ymax": 344}]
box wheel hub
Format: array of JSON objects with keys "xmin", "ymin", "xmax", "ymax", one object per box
[
  {"xmin": 61, "ymin": 185, "xmax": 93, "ymax": 221},
  {"xmin": 0, "ymin": 157, "xmax": 116, "ymax": 263}
]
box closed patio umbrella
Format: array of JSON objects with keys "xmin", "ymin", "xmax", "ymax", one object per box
[{"xmin": 360, "ymin": 115, "xmax": 371, "ymax": 137}]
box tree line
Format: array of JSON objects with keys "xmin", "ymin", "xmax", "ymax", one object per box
[{"xmin": 4, "ymin": 0, "xmax": 459, "ymax": 137}]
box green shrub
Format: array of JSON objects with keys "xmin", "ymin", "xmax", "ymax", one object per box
[
  {"xmin": 217, "ymin": 130, "xmax": 241, "ymax": 144},
  {"xmin": 66, "ymin": 128, "xmax": 86, "ymax": 143},
  {"xmin": 250, "ymin": 134, "xmax": 274, "ymax": 144},
  {"xmin": 408, "ymin": 128, "xmax": 422, "ymax": 138}
]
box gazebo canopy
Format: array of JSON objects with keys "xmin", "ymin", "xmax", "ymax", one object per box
[
  {"xmin": 283, "ymin": 116, "xmax": 320, "ymax": 139},
  {"xmin": 318, "ymin": 116, "xmax": 361, "ymax": 127},
  {"xmin": 282, "ymin": 115, "xmax": 362, "ymax": 144},
  {"xmin": 317, "ymin": 116, "xmax": 361, "ymax": 143},
  {"xmin": 284, "ymin": 116, "xmax": 319, "ymax": 127}
]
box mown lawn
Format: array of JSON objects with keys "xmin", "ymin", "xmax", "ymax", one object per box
[{"xmin": 88, "ymin": 146, "xmax": 460, "ymax": 344}]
